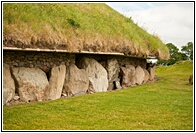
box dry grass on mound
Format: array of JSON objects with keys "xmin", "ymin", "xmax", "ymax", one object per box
[{"xmin": 3, "ymin": 3, "xmax": 169, "ymax": 60}]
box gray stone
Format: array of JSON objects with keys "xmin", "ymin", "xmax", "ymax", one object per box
[
  {"xmin": 78, "ymin": 57, "xmax": 108, "ymax": 92},
  {"xmin": 114, "ymin": 81, "xmax": 122, "ymax": 90},
  {"xmin": 61, "ymin": 93, "xmax": 67, "ymax": 97},
  {"xmin": 30, "ymin": 64, "xmax": 34, "ymax": 68},
  {"xmin": 143, "ymin": 68, "xmax": 150, "ymax": 83},
  {"xmin": 12, "ymin": 67, "xmax": 49, "ymax": 102},
  {"xmin": 148, "ymin": 66, "xmax": 156, "ymax": 81},
  {"xmin": 120, "ymin": 65, "xmax": 136, "ymax": 88},
  {"xmin": 13, "ymin": 62, "xmax": 18, "ymax": 67},
  {"xmin": 46, "ymin": 64, "xmax": 66, "ymax": 100},
  {"xmin": 135, "ymin": 66, "xmax": 145, "ymax": 85},
  {"xmin": 63, "ymin": 63, "xmax": 89, "ymax": 96},
  {"xmin": 19, "ymin": 62, "xmax": 24, "ymax": 67},
  {"xmin": 106, "ymin": 59, "xmax": 120, "ymax": 90},
  {"xmin": 13, "ymin": 95, "xmax": 20, "ymax": 101},
  {"xmin": 3, "ymin": 64, "xmax": 15, "ymax": 105}
]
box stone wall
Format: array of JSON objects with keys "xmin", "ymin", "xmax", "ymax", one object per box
[
  {"xmin": 3, "ymin": 51, "xmax": 75, "ymax": 73},
  {"xmin": 76, "ymin": 54, "xmax": 147, "ymax": 68},
  {"xmin": 4, "ymin": 51, "xmax": 147, "ymax": 73},
  {"xmin": 3, "ymin": 50, "xmax": 156, "ymax": 106}
]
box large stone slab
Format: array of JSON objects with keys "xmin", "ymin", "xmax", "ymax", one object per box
[
  {"xmin": 3, "ymin": 64, "xmax": 15, "ymax": 105},
  {"xmin": 63, "ymin": 63, "xmax": 89, "ymax": 96},
  {"xmin": 148, "ymin": 66, "xmax": 156, "ymax": 81},
  {"xmin": 135, "ymin": 66, "xmax": 145, "ymax": 85},
  {"xmin": 120, "ymin": 65, "xmax": 136, "ymax": 88},
  {"xmin": 143, "ymin": 68, "xmax": 150, "ymax": 83},
  {"xmin": 12, "ymin": 67, "xmax": 49, "ymax": 102},
  {"xmin": 78, "ymin": 57, "xmax": 108, "ymax": 92},
  {"xmin": 106, "ymin": 59, "xmax": 120, "ymax": 90},
  {"xmin": 46, "ymin": 64, "xmax": 66, "ymax": 100}
]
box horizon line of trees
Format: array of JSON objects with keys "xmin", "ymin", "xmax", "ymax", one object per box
[{"xmin": 158, "ymin": 42, "xmax": 193, "ymax": 66}]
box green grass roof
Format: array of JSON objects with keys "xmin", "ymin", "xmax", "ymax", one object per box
[{"xmin": 3, "ymin": 3, "xmax": 169, "ymax": 60}]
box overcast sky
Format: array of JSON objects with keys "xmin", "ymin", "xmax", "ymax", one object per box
[{"xmin": 106, "ymin": 2, "xmax": 194, "ymax": 50}]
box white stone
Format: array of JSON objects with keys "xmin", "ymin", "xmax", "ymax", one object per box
[
  {"xmin": 46, "ymin": 64, "xmax": 66, "ymax": 100},
  {"xmin": 12, "ymin": 67, "xmax": 49, "ymax": 102},
  {"xmin": 3, "ymin": 64, "xmax": 15, "ymax": 105},
  {"xmin": 78, "ymin": 57, "xmax": 108, "ymax": 92},
  {"xmin": 63, "ymin": 63, "xmax": 89, "ymax": 96},
  {"xmin": 135, "ymin": 66, "xmax": 145, "ymax": 85},
  {"xmin": 106, "ymin": 59, "xmax": 120, "ymax": 90},
  {"xmin": 13, "ymin": 96, "xmax": 20, "ymax": 101},
  {"xmin": 148, "ymin": 66, "xmax": 156, "ymax": 81},
  {"xmin": 143, "ymin": 68, "xmax": 150, "ymax": 83},
  {"xmin": 120, "ymin": 65, "xmax": 136, "ymax": 88}
]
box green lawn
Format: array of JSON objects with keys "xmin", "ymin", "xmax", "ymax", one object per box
[{"xmin": 3, "ymin": 61, "xmax": 193, "ymax": 130}]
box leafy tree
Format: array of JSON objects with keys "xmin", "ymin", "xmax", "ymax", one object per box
[
  {"xmin": 166, "ymin": 43, "xmax": 179, "ymax": 56},
  {"xmin": 181, "ymin": 42, "xmax": 193, "ymax": 60},
  {"xmin": 166, "ymin": 43, "xmax": 182, "ymax": 65},
  {"xmin": 158, "ymin": 43, "xmax": 188, "ymax": 66},
  {"xmin": 179, "ymin": 52, "xmax": 189, "ymax": 60}
]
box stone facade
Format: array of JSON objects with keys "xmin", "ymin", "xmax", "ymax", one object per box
[
  {"xmin": 3, "ymin": 50, "xmax": 156, "ymax": 105},
  {"xmin": 3, "ymin": 51, "xmax": 75, "ymax": 73}
]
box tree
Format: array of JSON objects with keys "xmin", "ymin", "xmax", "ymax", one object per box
[
  {"xmin": 158, "ymin": 43, "xmax": 188, "ymax": 66},
  {"xmin": 166, "ymin": 43, "xmax": 183, "ymax": 65},
  {"xmin": 181, "ymin": 42, "xmax": 193, "ymax": 60}
]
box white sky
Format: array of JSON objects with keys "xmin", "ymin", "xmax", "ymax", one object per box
[{"xmin": 106, "ymin": 2, "xmax": 194, "ymax": 50}]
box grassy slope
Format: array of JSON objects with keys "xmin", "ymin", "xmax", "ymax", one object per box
[
  {"xmin": 3, "ymin": 3, "xmax": 169, "ymax": 59},
  {"xmin": 3, "ymin": 61, "xmax": 193, "ymax": 130}
]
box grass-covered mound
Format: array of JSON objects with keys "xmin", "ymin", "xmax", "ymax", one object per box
[
  {"xmin": 3, "ymin": 61, "xmax": 193, "ymax": 130},
  {"xmin": 3, "ymin": 3, "xmax": 169, "ymax": 59}
]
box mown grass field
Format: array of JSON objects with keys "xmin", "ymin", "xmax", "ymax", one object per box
[{"xmin": 3, "ymin": 61, "xmax": 193, "ymax": 130}]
